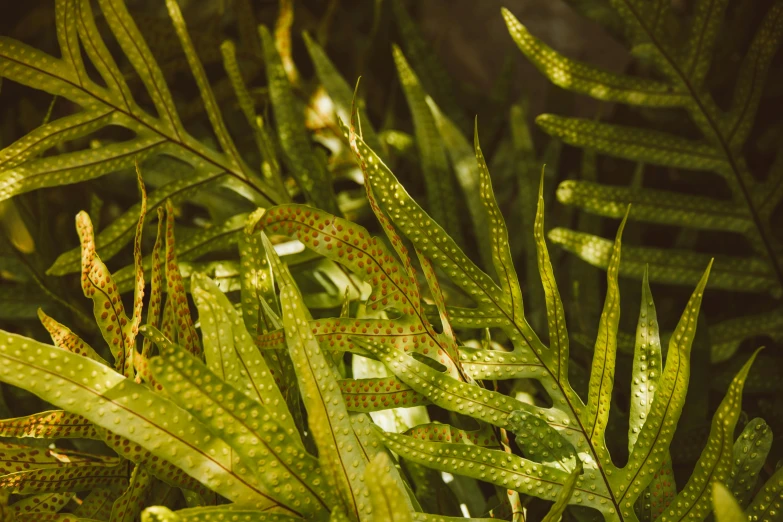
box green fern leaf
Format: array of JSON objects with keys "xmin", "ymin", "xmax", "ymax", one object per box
[
  {"xmin": 392, "ymin": 45, "xmax": 463, "ymax": 246},
  {"xmin": 557, "ymin": 180, "xmax": 752, "ymax": 233},
  {"xmin": 728, "ymin": 419, "xmax": 772, "ymax": 508},
  {"xmin": 746, "ymin": 464, "xmax": 783, "ymax": 522},
  {"xmin": 0, "ymin": 330, "xmax": 285, "ymax": 510},
  {"xmin": 259, "ymin": 25, "xmax": 339, "ymax": 215},
  {"xmin": 109, "ymin": 463, "xmax": 152, "ymax": 522},
  {"xmin": 9, "ymin": 492, "xmax": 73, "ymax": 516},
  {"xmin": 548, "ymin": 227, "xmax": 776, "ymax": 293},
  {"xmin": 502, "ymin": 7, "xmax": 686, "ymax": 107},
  {"xmin": 503, "ymin": 1, "xmax": 783, "ymax": 308},
  {"xmin": 339, "ymin": 377, "xmax": 429, "ymax": 412},
  {"xmin": 0, "ymin": 462, "xmax": 127, "ymax": 494},
  {"xmin": 142, "ymin": 505, "xmax": 303, "ymax": 521},
  {"xmin": 37, "ymin": 309, "xmax": 108, "ymax": 365},
  {"xmin": 268, "ymin": 235, "xmax": 373, "ymax": 520},
  {"xmin": 657, "ymin": 350, "xmax": 760, "ymax": 521},
  {"xmin": 145, "ymin": 327, "xmax": 332, "ymax": 517},
  {"xmin": 15, "ymin": 515, "xmax": 104, "ymax": 522},
  {"xmin": 0, "ymin": 410, "xmax": 99, "ymax": 440},
  {"xmin": 366, "ymin": 453, "xmax": 414, "ymax": 522},
  {"xmin": 0, "ymin": 0, "xmax": 284, "ymax": 213},
  {"xmin": 712, "ymin": 483, "xmax": 747, "ymax": 522}
]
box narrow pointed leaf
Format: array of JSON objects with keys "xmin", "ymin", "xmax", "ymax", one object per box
[
  {"xmin": 142, "ymin": 505, "xmax": 303, "ymax": 521},
  {"xmin": 239, "ymin": 221, "xmax": 280, "ymax": 335},
  {"xmin": 475, "ymin": 125, "xmax": 524, "ymax": 321},
  {"xmin": 656, "ymin": 350, "xmax": 760, "ymax": 522},
  {"xmin": 142, "ymin": 208, "xmax": 166, "ymax": 360},
  {"xmin": 38, "ymin": 309, "xmax": 108, "ymax": 365},
  {"xmin": 533, "ymin": 171, "xmax": 571, "ymax": 389},
  {"xmin": 271, "ymin": 237, "xmax": 372, "ymax": 521},
  {"xmin": 0, "ymin": 137, "xmax": 168, "ymax": 203},
  {"xmin": 340, "ymin": 377, "xmax": 429, "ymax": 412},
  {"xmin": 615, "ymin": 264, "xmax": 712, "ymax": 510},
  {"xmin": 548, "ymin": 228, "xmax": 777, "ymax": 293},
  {"xmin": 537, "ymin": 115, "xmax": 729, "ymax": 173},
  {"xmin": 724, "ymin": 3, "xmax": 783, "ymax": 149},
  {"xmin": 0, "ymin": 108, "xmax": 116, "ymax": 170},
  {"xmin": 353, "ymin": 336, "xmax": 569, "ymax": 434},
  {"xmin": 0, "ymin": 462, "xmax": 128, "ymax": 494},
  {"xmin": 109, "ymin": 463, "xmax": 152, "ymax": 522},
  {"xmin": 190, "ymin": 274, "xmax": 299, "ymax": 438},
  {"xmin": 16, "ymin": 513, "xmax": 104, "ymax": 521},
  {"xmin": 502, "ymin": 8, "xmax": 688, "ymax": 107},
  {"xmin": 392, "ymin": 45, "xmax": 462, "ymax": 245},
  {"xmin": 147, "ymin": 328, "xmax": 331, "ymax": 516},
  {"xmin": 0, "ymin": 330, "xmax": 287, "ymax": 510},
  {"xmin": 10, "ymin": 492, "xmax": 73, "ymax": 515},
  {"xmin": 0, "ymin": 441, "xmax": 112, "ymax": 475},
  {"xmin": 366, "ymin": 453, "xmax": 414, "ymax": 522},
  {"xmin": 746, "ymin": 465, "xmax": 783, "ymax": 522},
  {"xmin": 542, "ymin": 467, "xmax": 581, "ymax": 522},
  {"xmin": 584, "ymin": 214, "xmax": 627, "ymax": 450},
  {"xmin": 259, "ymin": 25, "xmax": 338, "ymax": 215},
  {"xmin": 404, "ymin": 423, "xmax": 499, "ymax": 448},
  {"xmin": 556, "ymin": 180, "xmax": 752, "ymax": 233},
  {"xmin": 163, "ymin": 200, "xmax": 200, "ymax": 356},
  {"xmin": 165, "ymin": 0, "xmax": 246, "ymax": 174},
  {"xmin": 377, "ymin": 429, "xmax": 608, "ymax": 512},
  {"xmin": 77, "ymin": 211, "xmax": 134, "ymax": 373},
  {"xmin": 681, "ymin": 0, "xmax": 728, "ymax": 87},
  {"xmin": 96, "ymin": 0, "xmax": 182, "ymax": 132},
  {"xmin": 729, "ymin": 418, "xmax": 772, "ymax": 508},
  {"xmin": 390, "ymin": 0, "xmax": 465, "ymax": 129},
  {"xmin": 628, "ymin": 268, "xmax": 662, "ymax": 450},
  {"xmin": 0, "ymin": 410, "xmax": 99, "ymax": 439}
]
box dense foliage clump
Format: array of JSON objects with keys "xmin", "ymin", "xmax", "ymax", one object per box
[{"xmin": 0, "ymin": 1, "xmax": 781, "ymax": 521}]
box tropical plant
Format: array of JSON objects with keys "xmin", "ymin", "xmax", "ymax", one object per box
[
  {"xmin": 0, "ymin": 1, "xmax": 781, "ymax": 521},
  {"xmin": 502, "ymin": 1, "xmax": 783, "ymax": 362}
]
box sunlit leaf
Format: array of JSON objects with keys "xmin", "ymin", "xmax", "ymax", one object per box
[
  {"xmin": 0, "ymin": 330, "xmax": 288, "ymax": 511},
  {"xmin": 657, "ymin": 350, "xmax": 760, "ymax": 521}
]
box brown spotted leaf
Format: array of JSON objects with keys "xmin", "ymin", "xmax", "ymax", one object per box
[
  {"xmin": 37, "ymin": 309, "xmax": 107, "ymax": 365},
  {"xmin": 339, "ymin": 377, "xmax": 429, "ymax": 412},
  {"xmin": 163, "ymin": 200, "xmax": 199, "ymax": 357},
  {"xmin": 0, "ymin": 411, "xmax": 99, "ymax": 440},
  {"xmin": 0, "ymin": 462, "xmax": 128, "ymax": 494},
  {"xmin": 76, "ymin": 211, "xmax": 134, "ymax": 376},
  {"xmin": 9, "ymin": 492, "xmax": 73, "ymax": 516},
  {"xmin": 109, "ymin": 463, "xmax": 152, "ymax": 522}
]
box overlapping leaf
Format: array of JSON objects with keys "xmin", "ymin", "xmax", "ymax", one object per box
[
  {"xmin": 502, "ymin": 2, "xmax": 783, "ymax": 354},
  {"xmin": 1, "ymin": 0, "xmax": 286, "ymax": 283}
]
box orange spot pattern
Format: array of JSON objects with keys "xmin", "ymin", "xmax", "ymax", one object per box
[
  {"xmin": 0, "ymin": 411, "xmax": 98, "ymax": 439},
  {"xmin": 338, "ymin": 377, "xmax": 428, "ymax": 411}
]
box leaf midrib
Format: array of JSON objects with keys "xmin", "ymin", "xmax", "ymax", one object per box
[
  {"xmin": 166, "ymin": 354, "xmax": 328, "ymax": 512},
  {"xmin": 618, "ymin": 0, "xmax": 783, "ymax": 290},
  {"xmin": 0, "ymin": 350, "xmax": 289, "ymax": 514},
  {"xmin": 0, "ymin": 53, "xmax": 277, "ymax": 205},
  {"xmin": 423, "ymin": 237, "xmax": 623, "ymax": 516}
]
